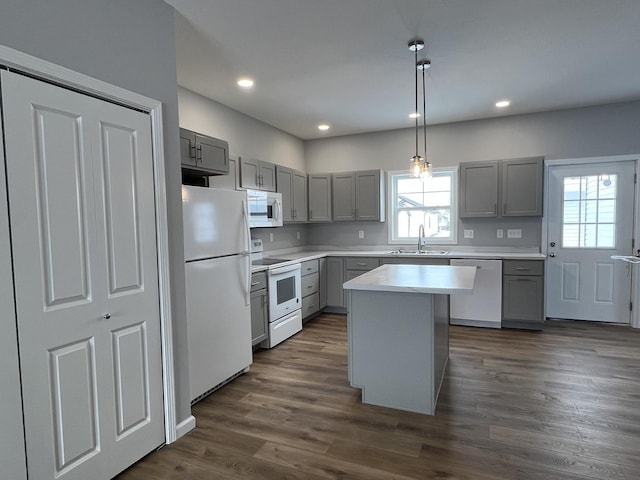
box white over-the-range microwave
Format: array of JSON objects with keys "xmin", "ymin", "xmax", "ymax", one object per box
[{"xmin": 247, "ymin": 189, "xmax": 283, "ymax": 228}]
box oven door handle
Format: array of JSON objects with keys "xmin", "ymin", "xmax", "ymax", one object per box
[{"xmin": 269, "ymin": 262, "xmax": 300, "ymax": 275}]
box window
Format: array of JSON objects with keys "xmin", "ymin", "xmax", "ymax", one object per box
[
  {"xmin": 388, "ymin": 168, "xmax": 458, "ymax": 244},
  {"xmin": 562, "ymin": 174, "xmax": 616, "ymax": 248}
]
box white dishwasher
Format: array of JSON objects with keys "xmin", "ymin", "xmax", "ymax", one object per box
[{"xmin": 450, "ymin": 259, "xmax": 502, "ymax": 328}]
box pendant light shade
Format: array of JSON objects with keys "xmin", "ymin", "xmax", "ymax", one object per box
[{"xmin": 408, "ymin": 39, "xmax": 432, "ymax": 179}]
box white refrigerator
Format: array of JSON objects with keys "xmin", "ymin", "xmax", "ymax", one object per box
[{"xmin": 182, "ymin": 185, "xmax": 252, "ymax": 402}]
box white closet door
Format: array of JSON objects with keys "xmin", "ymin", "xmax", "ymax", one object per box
[{"xmin": 1, "ymin": 70, "xmax": 164, "ymax": 480}]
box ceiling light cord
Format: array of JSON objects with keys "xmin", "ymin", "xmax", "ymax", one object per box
[{"xmin": 414, "ymin": 42, "xmax": 420, "ymax": 160}]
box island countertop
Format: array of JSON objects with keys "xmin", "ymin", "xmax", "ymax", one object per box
[{"xmin": 342, "ymin": 264, "xmax": 477, "ymax": 295}]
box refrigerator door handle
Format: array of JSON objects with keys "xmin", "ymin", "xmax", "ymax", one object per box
[{"xmin": 242, "ymin": 198, "xmax": 251, "ymax": 306}]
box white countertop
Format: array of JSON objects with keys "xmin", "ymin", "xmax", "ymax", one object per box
[
  {"xmin": 250, "ymin": 247, "xmax": 545, "ymax": 273},
  {"xmin": 342, "ymin": 264, "xmax": 477, "ymax": 295}
]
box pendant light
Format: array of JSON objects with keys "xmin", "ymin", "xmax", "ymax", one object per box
[{"xmin": 408, "ymin": 39, "xmax": 432, "ymax": 180}]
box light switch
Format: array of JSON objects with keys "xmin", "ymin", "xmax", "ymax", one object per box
[
  {"xmin": 463, "ymin": 229, "xmax": 474, "ymax": 239},
  {"xmin": 507, "ymin": 229, "xmax": 522, "ymax": 238},
  {"xmin": 269, "ymin": 232, "xmax": 274, "ymax": 242}
]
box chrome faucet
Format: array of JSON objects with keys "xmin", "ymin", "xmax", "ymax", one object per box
[{"xmin": 417, "ymin": 224, "xmax": 425, "ymax": 253}]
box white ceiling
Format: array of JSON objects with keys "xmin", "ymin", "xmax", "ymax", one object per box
[{"xmin": 165, "ymin": 0, "xmax": 640, "ymax": 140}]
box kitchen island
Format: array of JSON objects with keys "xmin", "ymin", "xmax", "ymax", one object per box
[{"xmin": 343, "ymin": 264, "xmax": 476, "ymax": 415}]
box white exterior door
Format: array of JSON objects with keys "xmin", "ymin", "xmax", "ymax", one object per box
[
  {"xmin": 2, "ymin": 70, "xmax": 164, "ymax": 479},
  {"xmin": 546, "ymin": 161, "xmax": 635, "ymax": 322}
]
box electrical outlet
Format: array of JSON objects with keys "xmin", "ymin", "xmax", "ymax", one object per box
[
  {"xmin": 507, "ymin": 228, "xmax": 522, "ymax": 239},
  {"xmin": 497, "ymin": 229, "xmax": 504, "ymax": 238},
  {"xmin": 463, "ymin": 229, "xmax": 474, "ymax": 239},
  {"xmin": 269, "ymin": 232, "xmax": 274, "ymax": 242},
  {"xmin": 296, "ymin": 231, "xmax": 300, "ymax": 240},
  {"xmin": 358, "ymin": 230, "xmax": 365, "ymax": 239}
]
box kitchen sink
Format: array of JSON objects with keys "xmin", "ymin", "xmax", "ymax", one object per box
[{"xmin": 386, "ymin": 249, "xmax": 449, "ymax": 255}]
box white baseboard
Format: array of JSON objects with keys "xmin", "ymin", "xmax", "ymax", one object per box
[{"xmin": 174, "ymin": 415, "xmax": 196, "ymax": 441}]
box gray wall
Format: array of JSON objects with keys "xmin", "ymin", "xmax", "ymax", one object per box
[
  {"xmin": 179, "ymin": 87, "xmax": 306, "ymax": 170},
  {"xmin": 305, "ymin": 101, "xmax": 640, "ymax": 248},
  {"xmin": 0, "ymin": 0, "xmax": 191, "ymax": 424}
]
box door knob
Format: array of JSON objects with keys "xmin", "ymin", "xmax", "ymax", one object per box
[
  {"xmin": 550, "ymin": 242, "xmax": 556, "ymax": 247},
  {"xmin": 549, "ymin": 253, "xmax": 556, "ymax": 257},
  {"xmin": 102, "ymin": 313, "xmax": 112, "ymax": 320}
]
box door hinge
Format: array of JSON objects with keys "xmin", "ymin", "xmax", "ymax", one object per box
[
  {"xmin": 635, "ymin": 173, "xmax": 637, "ymax": 184},
  {"xmin": 633, "ymin": 238, "xmax": 635, "ymax": 250},
  {"xmin": 630, "ymin": 301, "xmax": 633, "ymax": 312}
]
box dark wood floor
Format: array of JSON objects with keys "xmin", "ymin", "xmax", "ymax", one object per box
[{"xmin": 117, "ymin": 313, "xmax": 640, "ymax": 480}]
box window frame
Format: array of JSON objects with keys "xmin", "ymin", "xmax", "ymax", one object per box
[{"xmin": 387, "ymin": 167, "xmax": 458, "ymax": 245}]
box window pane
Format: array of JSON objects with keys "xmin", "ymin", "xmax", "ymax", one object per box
[
  {"xmin": 597, "ymin": 224, "xmax": 615, "ymax": 248},
  {"xmin": 597, "ymin": 199, "xmax": 615, "ymax": 223},
  {"xmin": 391, "ymin": 170, "xmax": 455, "ymax": 243},
  {"xmin": 563, "ymin": 224, "xmax": 579, "ymax": 247},
  {"xmin": 561, "ymin": 173, "xmax": 617, "ymax": 249},
  {"xmin": 563, "ymin": 200, "xmax": 580, "ymax": 224}
]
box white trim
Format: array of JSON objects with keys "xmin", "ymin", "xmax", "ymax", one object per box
[
  {"xmin": 175, "ymin": 415, "xmax": 197, "ymax": 440},
  {"xmin": 543, "ymin": 154, "xmax": 640, "ymax": 328},
  {"xmin": 0, "ymin": 44, "xmax": 180, "ymax": 441}
]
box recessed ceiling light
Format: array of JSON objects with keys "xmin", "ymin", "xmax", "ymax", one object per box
[
  {"xmin": 237, "ymin": 78, "xmax": 255, "ymax": 88},
  {"xmin": 409, "ymin": 112, "xmax": 421, "ymax": 119},
  {"xmin": 317, "ymin": 124, "xmax": 330, "ymax": 131},
  {"xmin": 495, "ymin": 99, "xmax": 511, "ymax": 108}
]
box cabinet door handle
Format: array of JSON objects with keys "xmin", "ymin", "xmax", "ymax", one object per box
[
  {"xmin": 515, "ymin": 267, "xmax": 531, "ymax": 271},
  {"xmin": 307, "ymin": 285, "xmax": 314, "ymax": 289},
  {"xmin": 309, "ymin": 209, "xmax": 313, "ymax": 219},
  {"xmin": 494, "ymin": 203, "xmax": 497, "ymax": 215},
  {"xmin": 196, "ymin": 145, "xmax": 202, "ymax": 162},
  {"xmin": 357, "ymin": 262, "xmax": 367, "ymax": 266},
  {"xmin": 251, "ymin": 281, "xmax": 260, "ymax": 286},
  {"xmin": 503, "ymin": 203, "xmax": 507, "ymax": 215},
  {"xmin": 190, "ymin": 144, "xmax": 196, "ymax": 159},
  {"xmin": 306, "ymin": 267, "xmax": 313, "ymax": 271},
  {"xmin": 515, "ymin": 278, "xmax": 535, "ymax": 282}
]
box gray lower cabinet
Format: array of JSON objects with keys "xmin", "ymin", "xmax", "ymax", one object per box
[
  {"xmin": 343, "ymin": 257, "xmax": 381, "ymax": 306},
  {"xmin": 380, "ymin": 257, "xmax": 449, "ymax": 266},
  {"xmin": 308, "ymin": 173, "xmax": 332, "ymax": 222},
  {"xmin": 459, "ymin": 157, "xmax": 543, "ymax": 218},
  {"xmin": 319, "ymin": 257, "xmax": 327, "ymax": 309},
  {"xmin": 502, "ymin": 260, "xmax": 544, "ymax": 330},
  {"xmin": 240, "ymin": 157, "xmax": 276, "ymax": 191},
  {"xmin": 250, "ymin": 271, "xmax": 268, "ymax": 345},
  {"xmin": 326, "ymin": 257, "xmax": 345, "ymax": 309},
  {"xmin": 276, "ymin": 166, "xmax": 307, "ymax": 222},
  {"xmin": 180, "ymin": 127, "xmax": 229, "ymax": 176},
  {"xmin": 301, "ymin": 259, "xmax": 320, "ymax": 320}
]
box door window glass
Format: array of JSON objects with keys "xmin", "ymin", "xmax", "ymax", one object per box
[{"xmin": 562, "ymin": 174, "xmax": 616, "ymax": 248}]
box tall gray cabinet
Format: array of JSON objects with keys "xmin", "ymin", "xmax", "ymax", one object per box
[{"xmin": 459, "ymin": 157, "xmax": 543, "ymax": 218}]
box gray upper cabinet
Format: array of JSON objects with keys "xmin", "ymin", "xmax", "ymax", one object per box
[
  {"xmin": 459, "ymin": 160, "xmax": 499, "ymax": 218},
  {"xmin": 460, "ymin": 157, "xmax": 543, "ymax": 218},
  {"xmin": 276, "ymin": 166, "xmax": 307, "ymax": 223},
  {"xmin": 180, "ymin": 127, "xmax": 229, "ymax": 176},
  {"xmin": 240, "ymin": 157, "xmax": 276, "ymax": 191},
  {"xmin": 332, "ymin": 169, "xmax": 385, "ymax": 222},
  {"xmin": 501, "ymin": 157, "xmax": 543, "ymax": 216},
  {"xmin": 355, "ymin": 170, "xmax": 385, "ymax": 221},
  {"xmin": 332, "ymin": 172, "xmax": 356, "ymax": 221},
  {"xmin": 308, "ymin": 173, "xmax": 332, "ymax": 222}
]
